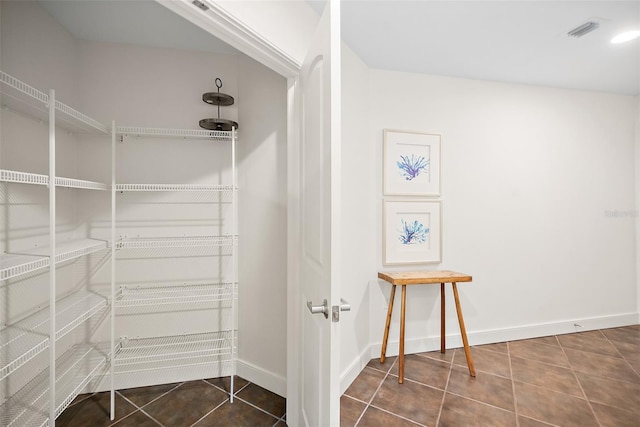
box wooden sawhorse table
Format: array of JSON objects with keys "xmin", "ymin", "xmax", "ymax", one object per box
[{"xmin": 378, "ymin": 270, "xmax": 476, "ymax": 383}]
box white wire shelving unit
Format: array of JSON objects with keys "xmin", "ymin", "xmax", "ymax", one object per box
[
  {"xmin": 115, "ymin": 183, "xmax": 234, "ymax": 192},
  {"xmin": 112, "ymin": 125, "xmax": 238, "ymax": 404},
  {"xmin": 1, "ymin": 70, "xmax": 112, "ymax": 426},
  {"xmin": 115, "ymin": 235, "xmax": 236, "ymax": 250},
  {"xmin": 1, "ymin": 169, "xmax": 108, "ymax": 190},
  {"xmin": 115, "ymin": 282, "xmax": 236, "ymax": 307},
  {"xmin": 114, "ymin": 331, "xmax": 234, "ymax": 374},
  {"xmin": 115, "ymin": 126, "xmax": 232, "ymax": 142},
  {"xmin": 0, "ymin": 342, "xmax": 110, "ymax": 427},
  {"xmin": 0, "ymin": 290, "xmax": 109, "ymax": 381},
  {"xmin": 0, "ymin": 253, "xmax": 50, "ymax": 281},
  {"xmin": 0, "ymin": 238, "xmax": 108, "ymax": 282},
  {"xmin": 0, "ymin": 71, "xmax": 108, "ymax": 135}
]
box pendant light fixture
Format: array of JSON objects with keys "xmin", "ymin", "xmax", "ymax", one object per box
[{"xmin": 199, "ymin": 77, "xmax": 239, "ymax": 131}]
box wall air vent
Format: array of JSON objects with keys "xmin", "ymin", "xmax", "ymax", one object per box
[{"xmin": 568, "ymin": 21, "xmax": 600, "ymax": 38}]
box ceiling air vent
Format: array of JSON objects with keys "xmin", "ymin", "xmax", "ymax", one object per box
[{"xmin": 568, "ymin": 21, "xmax": 600, "ymax": 38}]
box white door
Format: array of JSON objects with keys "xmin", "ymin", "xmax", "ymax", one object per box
[{"xmin": 297, "ymin": 0, "xmax": 341, "ymax": 426}]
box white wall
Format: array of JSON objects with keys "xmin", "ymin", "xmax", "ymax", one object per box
[
  {"xmin": 367, "ymin": 70, "xmax": 638, "ymax": 358},
  {"xmin": 236, "ymin": 54, "xmax": 288, "ymax": 395},
  {"xmin": 339, "ymin": 43, "xmax": 375, "ymax": 393},
  {"xmin": 637, "ymin": 96, "xmax": 640, "ymax": 318}
]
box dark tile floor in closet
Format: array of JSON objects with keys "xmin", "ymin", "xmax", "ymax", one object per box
[
  {"xmin": 57, "ymin": 376, "xmax": 286, "ymax": 427},
  {"xmin": 58, "ymin": 325, "xmax": 640, "ymax": 426},
  {"xmin": 342, "ymin": 325, "xmax": 640, "ymax": 427}
]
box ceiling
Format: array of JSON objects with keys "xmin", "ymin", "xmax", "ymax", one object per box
[
  {"xmin": 38, "ymin": 0, "xmax": 639, "ymax": 95},
  {"xmin": 37, "ymin": 0, "xmax": 239, "ymax": 55},
  {"xmin": 320, "ymin": 0, "xmax": 640, "ymax": 96}
]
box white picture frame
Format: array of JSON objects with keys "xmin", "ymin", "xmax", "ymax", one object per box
[
  {"xmin": 383, "ymin": 200, "xmax": 442, "ymax": 265},
  {"xmin": 383, "ymin": 129, "xmax": 441, "ymax": 197}
]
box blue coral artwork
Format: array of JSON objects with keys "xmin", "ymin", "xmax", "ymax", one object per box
[
  {"xmin": 384, "ymin": 200, "xmax": 441, "ymax": 264},
  {"xmin": 398, "ymin": 219, "xmax": 429, "ymax": 245},
  {"xmin": 383, "ymin": 130, "xmax": 441, "ymax": 196},
  {"xmin": 397, "ymin": 154, "xmax": 429, "ymax": 181}
]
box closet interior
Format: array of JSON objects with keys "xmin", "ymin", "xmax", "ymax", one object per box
[
  {"xmin": 0, "ymin": 69, "xmax": 238, "ymax": 425},
  {"xmin": 1, "ymin": 1, "xmax": 287, "ymax": 425}
]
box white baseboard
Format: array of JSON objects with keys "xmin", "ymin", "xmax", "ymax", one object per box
[
  {"xmin": 340, "ymin": 312, "xmax": 639, "ymax": 392},
  {"xmin": 340, "ymin": 346, "xmax": 373, "ymax": 395},
  {"xmin": 369, "ymin": 312, "xmax": 639, "ymax": 359},
  {"xmin": 236, "ymin": 358, "xmax": 287, "ymax": 398}
]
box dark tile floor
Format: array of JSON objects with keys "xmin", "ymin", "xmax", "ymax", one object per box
[
  {"xmin": 58, "ymin": 325, "xmax": 640, "ymax": 426},
  {"xmin": 342, "ymin": 325, "xmax": 640, "ymax": 427},
  {"xmin": 57, "ymin": 376, "xmax": 286, "ymax": 427}
]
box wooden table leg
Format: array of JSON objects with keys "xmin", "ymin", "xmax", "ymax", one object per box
[
  {"xmin": 380, "ymin": 284, "xmax": 396, "ymax": 363},
  {"xmin": 440, "ymin": 282, "xmax": 446, "ymax": 354},
  {"xmin": 399, "ymin": 284, "xmax": 407, "ymax": 384},
  {"xmin": 452, "ymin": 282, "xmax": 476, "ymax": 377}
]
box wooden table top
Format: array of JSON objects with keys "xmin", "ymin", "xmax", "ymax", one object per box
[{"xmin": 378, "ymin": 270, "xmax": 472, "ymax": 285}]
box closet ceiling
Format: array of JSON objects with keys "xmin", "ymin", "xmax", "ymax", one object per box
[
  {"xmin": 39, "ymin": 0, "xmax": 639, "ymax": 95},
  {"xmin": 37, "ymin": 0, "xmax": 239, "ymax": 55}
]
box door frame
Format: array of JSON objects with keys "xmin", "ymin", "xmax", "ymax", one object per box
[{"xmin": 156, "ymin": 1, "xmax": 313, "ymax": 425}]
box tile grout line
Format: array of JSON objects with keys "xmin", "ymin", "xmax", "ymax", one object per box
[
  {"xmin": 599, "ymin": 329, "xmax": 640, "ymax": 379},
  {"xmin": 557, "ymin": 331, "xmax": 603, "ymax": 427},
  {"xmin": 188, "ymin": 397, "xmax": 229, "ymax": 427},
  {"xmin": 117, "ymin": 381, "xmax": 184, "ymax": 412},
  {"xmin": 507, "ymin": 341, "xmax": 520, "ymax": 427},
  {"xmin": 444, "ymin": 390, "xmax": 521, "ymax": 415},
  {"xmin": 191, "ymin": 380, "xmax": 285, "ymax": 426},
  {"xmin": 365, "ymin": 403, "xmax": 427, "ymax": 426},
  {"xmin": 353, "ymin": 357, "xmax": 396, "ymax": 426},
  {"xmin": 112, "ymin": 390, "xmax": 166, "ymax": 427},
  {"xmin": 234, "ymin": 394, "xmax": 285, "ymax": 420},
  {"xmin": 205, "ymin": 377, "xmax": 251, "ymax": 396},
  {"xmin": 434, "ymin": 349, "xmax": 454, "ymax": 426},
  {"xmin": 133, "ymin": 407, "xmax": 165, "ymax": 427}
]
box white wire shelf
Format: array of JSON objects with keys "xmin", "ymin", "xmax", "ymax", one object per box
[
  {"xmin": 0, "ymin": 290, "xmax": 109, "ymax": 381},
  {"xmin": 115, "ymin": 183, "xmax": 235, "ymax": 192},
  {"xmin": 116, "ymin": 236, "xmax": 236, "ymax": 250},
  {"xmin": 29, "ymin": 238, "xmax": 109, "ymax": 265},
  {"xmin": 116, "ymin": 126, "xmax": 234, "ymax": 142},
  {"xmin": 0, "ymin": 254, "xmax": 49, "ymax": 281},
  {"xmin": 0, "ymin": 342, "xmax": 109, "ymax": 427},
  {"xmin": 1, "ymin": 169, "xmax": 108, "ymax": 190},
  {"xmin": 0, "ymin": 70, "xmax": 108, "ymax": 134},
  {"xmin": 114, "ymin": 331, "xmax": 234, "ymax": 374},
  {"xmin": 1, "ymin": 238, "xmax": 108, "ymax": 282},
  {"xmin": 115, "ymin": 282, "xmax": 236, "ymax": 308}
]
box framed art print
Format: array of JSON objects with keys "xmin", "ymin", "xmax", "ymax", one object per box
[
  {"xmin": 383, "ymin": 129, "xmax": 441, "ymax": 197},
  {"xmin": 383, "ymin": 200, "xmax": 441, "ymax": 265}
]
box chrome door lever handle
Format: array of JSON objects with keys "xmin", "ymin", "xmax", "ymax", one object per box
[
  {"xmin": 307, "ymin": 299, "xmax": 328, "ymax": 319},
  {"xmin": 339, "ymin": 298, "xmax": 351, "ymax": 312}
]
